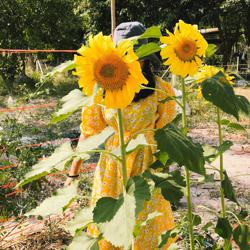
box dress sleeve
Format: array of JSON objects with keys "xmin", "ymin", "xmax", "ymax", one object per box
[
  {"xmin": 80, "ymin": 104, "xmax": 107, "ymax": 137},
  {"xmin": 155, "ymin": 77, "xmax": 176, "ymax": 129}
]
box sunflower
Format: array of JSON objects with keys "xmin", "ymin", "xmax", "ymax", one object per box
[
  {"xmin": 194, "ymin": 65, "xmax": 234, "ymax": 84},
  {"xmin": 194, "ymin": 65, "xmax": 234, "ymax": 98},
  {"xmin": 160, "ymin": 20, "xmax": 208, "ymax": 77},
  {"xmin": 74, "ymin": 33, "xmax": 148, "ymax": 109}
]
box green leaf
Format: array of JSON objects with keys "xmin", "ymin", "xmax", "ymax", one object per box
[
  {"xmin": 127, "ymin": 175, "xmax": 151, "ymax": 216},
  {"xmin": 205, "ymin": 44, "xmax": 217, "ymax": 58},
  {"xmin": 235, "ymin": 95, "xmax": 250, "ymax": 116},
  {"xmin": 64, "ymin": 207, "xmax": 93, "ymax": 236},
  {"xmin": 51, "ymin": 89, "xmax": 85, "ymax": 123},
  {"xmin": 138, "ymin": 26, "xmax": 162, "ymax": 39},
  {"xmin": 126, "ymin": 134, "xmax": 148, "ymax": 153},
  {"xmin": 133, "ymin": 211, "xmax": 162, "ymax": 237},
  {"xmin": 17, "ymin": 142, "xmax": 75, "ymax": 187},
  {"xmin": 67, "ymin": 232, "xmax": 99, "ymax": 250},
  {"xmin": 158, "ymin": 229, "xmax": 178, "ymax": 248},
  {"xmin": 203, "ymin": 141, "xmax": 233, "ymax": 163},
  {"xmin": 193, "ymin": 214, "xmax": 202, "ymax": 226},
  {"xmin": 144, "ymin": 171, "xmax": 184, "ymax": 206},
  {"xmin": 155, "ymin": 125, "xmax": 205, "ymax": 175},
  {"xmin": 220, "ymin": 119, "xmax": 246, "ymax": 132},
  {"xmin": 135, "ymin": 42, "xmax": 161, "ymax": 59},
  {"xmin": 215, "ymin": 217, "xmax": 233, "ymax": 239},
  {"xmin": 97, "ymin": 193, "xmax": 136, "ymax": 249},
  {"xmin": 201, "ymin": 71, "xmax": 239, "ymax": 120},
  {"xmin": 233, "ymin": 224, "xmax": 250, "ymax": 250},
  {"xmin": 76, "ymin": 127, "xmax": 114, "ymax": 156},
  {"xmin": 202, "ymin": 221, "xmax": 213, "ymax": 231},
  {"xmin": 26, "ymin": 181, "xmax": 79, "ymax": 216},
  {"xmin": 93, "ymin": 196, "xmax": 124, "ymax": 223},
  {"xmin": 222, "ymin": 171, "xmax": 238, "ymax": 204},
  {"xmin": 46, "ymin": 60, "xmax": 75, "ymax": 78}
]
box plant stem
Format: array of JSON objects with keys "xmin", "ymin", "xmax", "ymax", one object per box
[
  {"xmin": 181, "ymin": 77, "xmax": 195, "ymax": 250},
  {"xmin": 117, "ymin": 109, "xmax": 128, "ymax": 187},
  {"xmin": 216, "ymin": 107, "xmax": 226, "ymax": 218}
]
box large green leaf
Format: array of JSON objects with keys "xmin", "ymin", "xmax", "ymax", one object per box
[
  {"xmin": 93, "ymin": 196, "xmax": 124, "ymax": 223},
  {"xmin": 144, "ymin": 171, "xmax": 184, "ymax": 206},
  {"xmin": 26, "ymin": 181, "xmax": 79, "ymax": 216},
  {"xmin": 45, "ymin": 60, "xmax": 75, "ymax": 78},
  {"xmin": 51, "ymin": 89, "xmax": 86, "ymax": 123},
  {"xmin": 93, "ymin": 176, "xmax": 150, "ymax": 249},
  {"xmin": 67, "ymin": 232, "xmax": 99, "ymax": 250},
  {"xmin": 222, "ymin": 171, "xmax": 238, "ymax": 204},
  {"xmin": 201, "ymin": 71, "xmax": 239, "ymax": 120},
  {"xmin": 233, "ymin": 224, "xmax": 250, "ymax": 250},
  {"xmin": 215, "ymin": 217, "xmax": 233, "ymax": 240},
  {"xmin": 138, "ymin": 26, "xmax": 162, "ymax": 39},
  {"xmin": 97, "ymin": 193, "xmax": 136, "ymax": 249},
  {"xmin": 135, "ymin": 42, "xmax": 161, "ymax": 59},
  {"xmin": 236, "ymin": 95, "xmax": 250, "ymax": 117},
  {"xmin": 127, "ymin": 175, "xmax": 151, "ymax": 216},
  {"xmin": 64, "ymin": 207, "xmax": 93, "ymax": 236},
  {"xmin": 76, "ymin": 127, "xmax": 114, "ymax": 156},
  {"xmin": 17, "ymin": 142, "xmax": 75, "ymax": 187},
  {"xmin": 155, "ymin": 125, "xmax": 205, "ymax": 175}
]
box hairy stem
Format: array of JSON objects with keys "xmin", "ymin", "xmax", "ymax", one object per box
[
  {"xmin": 181, "ymin": 77, "xmax": 195, "ymax": 250},
  {"xmin": 216, "ymin": 107, "xmax": 226, "ymax": 218}
]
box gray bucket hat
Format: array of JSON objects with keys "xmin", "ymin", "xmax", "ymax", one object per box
[{"xmin": 113, "ymin": 21, "xmax": 161, "ymax": 69}]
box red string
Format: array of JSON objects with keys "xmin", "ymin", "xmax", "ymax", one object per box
[{"xmin": 0, "ymin": 102, "xmax": 56, "ymax": 113}]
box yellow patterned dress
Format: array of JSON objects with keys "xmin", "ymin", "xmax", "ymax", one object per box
[{"xmin": 81, "ymin": 77, "xmax": 176, "ymax": 249}]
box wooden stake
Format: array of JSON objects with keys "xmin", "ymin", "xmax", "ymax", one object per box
[{"xmin": 111, "ymin": 0, "xmax": 116, "ymax": 35}]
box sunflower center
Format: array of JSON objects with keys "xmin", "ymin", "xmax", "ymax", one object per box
[
  {"xmin": 100, "ymin": 64, "xmax": 115, "ymax": 78},
  {"xmin": 175, "ymin": 39, "xmax": 197, "ymax": 61},
  {"xmin": 94, "ymin": 54, "xmax": 129, "ymax": 90}
]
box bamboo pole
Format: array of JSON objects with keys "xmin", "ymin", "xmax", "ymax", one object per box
[{"xmin": 111, "ymin": 0, "xmax": 116, "ymax": 35}]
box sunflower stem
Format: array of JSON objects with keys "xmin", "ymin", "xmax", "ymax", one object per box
[
  {"xmin": 117, "ymin": 109, "xmax": 128, "ymax": 187},
  {"xmin": 181, "ymin": 77, "xmax": 195, "ymax": 250},
  {"xmin": 216, "ymin": 107, "xmax": 226, "ymax": 218}
]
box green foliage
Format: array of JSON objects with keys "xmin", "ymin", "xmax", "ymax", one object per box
[
  {"xmin": 51, "ymin": 89, "xmax": 86, "ymax": 123},
  {"xmin": 205, "ymin": 44, "xmax": 217, "ymax": 58},
  {"xmin": 93, "ymin": 176, "xmax": 150, "ymax": 249},
  {"xmin": 158, "ymin": 229, "xmax": 178, "ymax": 248},
  {"xmin": 45, "ymin": 61, "xmax": 76, "ymax": 78},
  {"xmin": 135, "ymin": 42, "xmax": 161, "ymax": 59},
  {"xmin": 155, "ymin": 125, "xmax": 205, "ymax": 175},
  {"xmin": 138, "ymin": 26, "xmax": 162, "ymax": 39},
  {"xmin": 222, "ymin": 171, "xmax": 238, "ymax": 204},
  {"xmin": 220, "ymin": 119, "xmax": 246, "ymax": 132},
  {"xmin": 203, "ymin": 140, "xmax": 233, "ymax": 163},
  {"xmin": 215, "ymin": 217, "xmax": 233, "ymax": 240},
  {"xmin": 236, "ymin": 95, "xmax": 250, "ymax": 117},
  {"xmin": 26, "ymin": 181, "xmax": 79, "ymax": 216},
  {"xmin": 144, "ymin": 171, "xmax": 184, "ymax": 206},
  {"xmin": 67, "ymin": 232, "xmax": 99, "ymax": 250},
  {"xmin": 201, "ymin": 71, "xmax": 239, "ymax": 120},
  {"xmin": 126, "ymin": 176, "xmax": 151, "ymax": 216},
  {"xmin": 233, "ymin": 224, "xmax": 250, "ymax": 250},
  {"xmin": 18, "ymin": 142, "xmax": 75, "ymax": 187},
  {"xmin": 64, "ymin": 207, "xmax": 93, "ymax": 236}
]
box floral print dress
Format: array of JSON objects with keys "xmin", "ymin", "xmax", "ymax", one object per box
[{"xmin": 81, "ymin": 77, "xmax": 177, "ymax": 249}]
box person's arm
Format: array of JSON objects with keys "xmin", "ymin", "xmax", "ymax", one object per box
[{"xmin": 64, "ymin": 133, "xmax": 86, "ymax": 186}]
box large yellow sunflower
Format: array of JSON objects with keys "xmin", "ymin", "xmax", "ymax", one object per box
[
  {"xmin": 160, "ymin": 20, "xmax": 208, "ymax": 77},
  {"xmin": 194, "ymin": 65, "xmax": 234, "ymax": 98},
  {"xmin": 74, "ymin": 33, "xmax": 148, "ymax": 109},
  {"xmin": 194, "ymin": 65, "xmax": 234, "ymax": 84}
]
